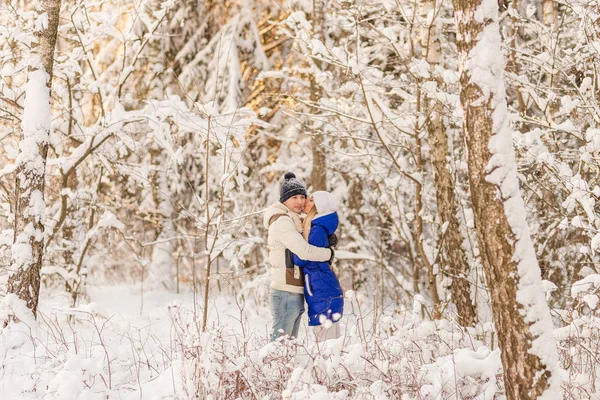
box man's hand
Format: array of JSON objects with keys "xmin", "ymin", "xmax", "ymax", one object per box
[{"xmin": 328, "ymin": 233, "xmax": 338, "ymax": 248}]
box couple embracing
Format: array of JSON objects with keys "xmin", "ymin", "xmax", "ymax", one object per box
[{"xmin": 263, "ymin": 172, "xmax": 344, "ymax": 342}]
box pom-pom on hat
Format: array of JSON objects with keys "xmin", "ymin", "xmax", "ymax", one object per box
[{"xmin": 280, "ymin": 172, "xmax": 308, "ymax": 203}]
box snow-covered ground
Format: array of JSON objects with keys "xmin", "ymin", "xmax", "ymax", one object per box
[
  {"xmin": 2, "ymin": 281, "xmax": 599, "ymax": 399},
  {"xmin": 0, "ymin": 282, "xmax": 490, "ymax": 399},
  {"xmin": 1, "ymin": 282, "xmax": 272, "ymax": 399}
]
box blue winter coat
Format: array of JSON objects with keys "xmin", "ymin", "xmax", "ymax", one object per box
[{"xmin": 293, "ymin": 212, "xmax": 344, "ymax": 326}]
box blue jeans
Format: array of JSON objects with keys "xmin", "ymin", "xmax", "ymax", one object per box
[{"xmin": 270, "ymin": 289, "xmax": 305, "ymax": 342}]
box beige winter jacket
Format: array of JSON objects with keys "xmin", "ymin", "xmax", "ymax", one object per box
[{"xmin": 263, "ymin": 202, "xmax": 332, "ymax": 294}]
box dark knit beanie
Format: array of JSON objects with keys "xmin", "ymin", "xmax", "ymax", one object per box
[{"xmin": 280, "ymin": 172, "xmax": 307, "ymax": 203}]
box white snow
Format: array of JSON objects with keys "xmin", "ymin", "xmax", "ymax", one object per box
[
  {"xmin": 9, "ymin": 64, "xmax": 52, "ymax": 275},
  {"xmin": 571, "ymin": 274, "xmax": 600, "ymax": 297},
  {"xmin": 97, "ymin": 211, "xmax": 125, "ymax": 230},
  {"xmin": 0, "ymin": 0, "xmax": 598, "ymax": 399},
  {"xmin": 17, "ymin": 69, "xmax": 51, "ymax": 179},
  {"xmin": 1, "ymin": 283, "xmax": 542, "ymax": 400}
]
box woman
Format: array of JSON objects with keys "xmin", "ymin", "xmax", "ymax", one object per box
[
  {"xmin": 293, "ymin": 191, "xmax": 344, "ymax": 341},
  {"xmin": 263, "ymin": 173, "xmax": 334, "ymax": 342}
]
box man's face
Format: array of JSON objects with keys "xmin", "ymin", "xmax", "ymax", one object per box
[{"xmin": 283, "ymin": 194, "xmax": 306, "ymax": 213}]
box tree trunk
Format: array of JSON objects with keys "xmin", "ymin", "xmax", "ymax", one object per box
[
  {"xmin": 542, "ymin": 0, "xmax": 558, "ymax": 25},
  {"xmin": 419, "ymin": 0, "xmax": 459, "ymax": 322},
  {"xmin": 8, "ymin": 0, "xmax": 62, "ymax": 317},
  {"xmin": 418, "ymin": 0, "xmax": 441, "ymax": 64},
  {"xmin": 309, "ymin": 0, "xmax": 327, "ymax": 191},
  {"xmin": 427, "ymin": 102, "xmax": 477, "ymax": 327},
  {"xmin": 452, "ymin": 0, "xmax": 561, "ymax": 398},
  {"xmin": 149, "ymin": 149, "xmax": 176, "ymax": 290},
  {"xmin": 414, "ymin": 94, "xmax": 442, "ymax": 319}
]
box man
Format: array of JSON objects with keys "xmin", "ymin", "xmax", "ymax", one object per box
[{"xmin": 263, "ymin": 172, "xmax": 333, "ymax": 341}]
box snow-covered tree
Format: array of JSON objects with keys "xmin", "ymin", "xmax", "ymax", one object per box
[
  {"xmin": 8, "ymin": 0, "xmax": 62, "ymax": 317},
  {"xmin": 416, "ymin": 0, "xmax": 477, "ymax": 326},
  {"xmin": 452, "ymin": 0, "xmax": 561, "ymax": 396}
]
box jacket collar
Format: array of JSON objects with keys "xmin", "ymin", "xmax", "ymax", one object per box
[
  {"xmin": 312, "ymin": 212, "xmax": 339, "ymax": 236},
  {"xmin": 263, "ymin": 202, "xmax": 303, "ymax": 231}
]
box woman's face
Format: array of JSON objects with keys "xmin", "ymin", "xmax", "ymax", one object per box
[{"xmin": 303, "ymin": 195, "xmax": 315, "ymax": 214}]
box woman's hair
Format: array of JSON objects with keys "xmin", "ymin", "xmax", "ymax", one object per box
[{"xmin": 303, "ymin": 207, "xmax": 318, "ymax": 240}]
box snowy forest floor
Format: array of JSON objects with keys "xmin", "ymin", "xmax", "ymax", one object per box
[{"xmin": 1, "ymin": 280, "xmax": 599, "ymax": 399}]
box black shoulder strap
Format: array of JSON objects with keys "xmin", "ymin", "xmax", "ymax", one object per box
[{"xmin": 269, "ymin": 213, "xmax": 289, "ymax": 227}]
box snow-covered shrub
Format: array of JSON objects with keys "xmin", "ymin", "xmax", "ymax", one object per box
[
  {"xmin": 0, "ymin": 301, "xmax": 181, "ymax": 399},
  {"xmin": 175, "ymin": 293, "xmax": 505, "ymax": 399},
  {"xmin": 555, "ymin": 274, "xmax": 600, "ymax": 398}
]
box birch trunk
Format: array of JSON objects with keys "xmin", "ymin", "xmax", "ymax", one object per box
[
  {"xmin": 427, "ymin": 103, "xmax": 477, "ymax": 327},
  {"xmin": 309, "ymin": 0, "xmax": 327, "ymax": 191},
  {"xmin": 8, "ymin": 0, "xmax": 62, "ymax": 317},
  {"xmin": 149, "ymin": 149, "xmax": 176, "ymax": 290},
  {"xmin": 542, "ymin": 0, "xmax": 558, "ymax": 26},
  {"xmin": 414, "ymin": 0, "xmax": 443, "ymax": 319},
  {"xmin": 452, "ymin": 0, "xmax": 561, "ymax": 397},
  {"xmin": 420, "ymin": 0, "xmax": 473, "ymax": 324},
  {"xmin": 414, "ymin": 94, "xmax": 441, "ymax": 319}
]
